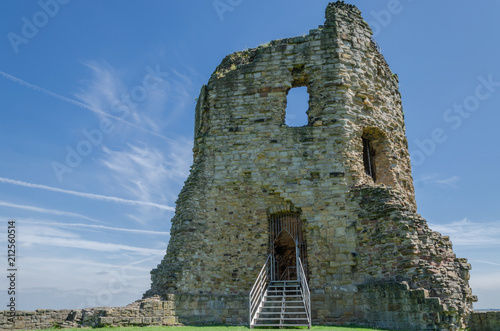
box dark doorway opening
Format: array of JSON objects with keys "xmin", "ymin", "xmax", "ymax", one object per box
[
  {"xmin": 269, "ymin": 212, "xmax": 308, "ymax": 281},
  {"xmin": 274, "ymin": 231, "xmax": 297, "ymax": 280}
]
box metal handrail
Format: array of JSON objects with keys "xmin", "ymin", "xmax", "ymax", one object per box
[
  {"xmin": 298, "ymin": 257, "xmax": 311, "ymax": 329},
  {"xmin": 249, "ymin": 254, "xmax": 272, "ymax": 328},
  {"xmin": 279, "ymin": 266, "xmax": 297, "ymax": 281}
]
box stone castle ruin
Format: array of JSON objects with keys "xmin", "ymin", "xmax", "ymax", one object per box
[
  {"xmin": 6, "ymin": 2, "xmax": 500, "ymax": 331},
  {"xmin": 144, "ymin": 1, "xmax": 476, "ymax": 330}
]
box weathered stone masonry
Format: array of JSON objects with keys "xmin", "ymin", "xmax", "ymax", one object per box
[
  {"xmin": 3, "ymin": 2, "xmax": 496, "ymax": 330},
  {"xmin": 144, "ymin": 2, "xmax": 477, "ymax": 330}
]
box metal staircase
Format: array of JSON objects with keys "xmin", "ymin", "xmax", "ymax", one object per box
[
  {"xmin": 253, "ymin": 280, "xmax": 310, "ymax": 328},
  {"xmin": 249, "ymin": 255, "xmax": 311, "ymax": 329}
]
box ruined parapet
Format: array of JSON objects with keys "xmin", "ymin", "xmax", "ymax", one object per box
[{"xmin": 145, "ymin": 2, "xmax": 475, "ymax": 329}]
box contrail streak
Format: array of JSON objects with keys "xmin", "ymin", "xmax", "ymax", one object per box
[
  {"xmin": 23, "ymin": 219, "xmax": 170, "ymax": 236},
  {"xmin": 0, "ymin": 70, "xmax": 171, "ymax": 141},
  {"xmin": 0, "ymin": 177, "xmax": 175, "ymax": 211},
  {"xmin": 0, "ymin": 201, "xmax": 101, "ymax": 223},
  {"xmin": 26, "ymin": 235, "xmax": 165, "ymax": 255}
]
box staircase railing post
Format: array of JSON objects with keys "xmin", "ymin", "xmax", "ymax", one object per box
[
  {"xmin": 296, "ymin": 239, "xmax": 301, "ymax": 283},
  {"xmin": 249, "ymin": 254, "xmax": 272, "ymax": 328},
  {"xmin": 298, "ymin": 257, "xmax": 311, "ymax": 329}
]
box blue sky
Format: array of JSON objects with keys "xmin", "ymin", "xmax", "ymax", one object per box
[{"xmin": 0, "ymin": 0, "xmax": 498, "ymax": 310}]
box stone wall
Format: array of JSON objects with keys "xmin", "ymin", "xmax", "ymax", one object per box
[
  {"xmin": 144, "ymin": 2, "xmax": 476, "ymax": 330},
  {"xmin": 350, "ymin": 186, "xmax": 475, "ymax": 327},
  {"xmin": 4, "ymin": 305, "xmax": 499, "ymax": 330},
  {"xmin": 358, "ymin": 282, "xmax": 444, "ymax": 330},
  {"xmin": 0, "ymin": 295, "xmax": 248, "ymax": 330},
  {"xmin": 470, "ymin": 311, "xmax": 500, "ymax": 331}
]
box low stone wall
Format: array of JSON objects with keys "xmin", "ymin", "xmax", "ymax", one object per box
[
  {"xmin": 0, "ymin": 294, "xmax": 248, "ymax": 330},
  {"xmin": 2, "ymin": 294, "xmax": 499, "ymax": 330},
  {"xmin": 469, "ymin": 311, "xmax": 500, "ymax": 331}
]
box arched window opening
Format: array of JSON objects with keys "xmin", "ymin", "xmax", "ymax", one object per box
[
  {"xmin": 285, "ymin": 86, "xmax": 309, "ymax": 127},
  {"xmin": 363, "ymin": 137, "xmax": 376, "ymax": 181}
]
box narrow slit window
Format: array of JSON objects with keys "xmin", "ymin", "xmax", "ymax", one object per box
[
  {"xmin": 363, "ymin": 137, "xmax": 376, "ymax": 181},
  {"xmin": 285, "ymin": 86, "xmax": 309, "ymax": 127}
]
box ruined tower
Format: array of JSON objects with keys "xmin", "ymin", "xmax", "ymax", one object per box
[{"xmin": 145, "ymin": 2, "xmax": 475, "ymax": 330}]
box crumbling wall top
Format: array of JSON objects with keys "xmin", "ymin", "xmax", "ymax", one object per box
[
  {"xmin": 325, "ymin": 1, "xmax": 363, "ymax": 26},
  {"xmin": 327, "ymin": 1, "xmax": 360, "ymax": 13}
]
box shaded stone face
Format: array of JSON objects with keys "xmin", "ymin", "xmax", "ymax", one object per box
[{"xmin": 145, "ymin": 1, "xmax": 475, "ymax": 329}]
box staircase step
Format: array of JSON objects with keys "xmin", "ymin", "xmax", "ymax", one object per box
[
  {"xmin": 262, "ymin": 305, "xmax": 306, "ymax": 308},
  {"xmin": 270, "ymin": 283, "xmax": 299, "ymax": 286},
  {"xmin": 251, "ymin": 278, "xmax": 310, "ymax": 328},
  {"xmin": 261, "ymin": 310, "xmax": 307, "ymax": 312},
  {"xmin": 254, "ymin": 324, "xmax": 309, "ymax": 327},
  {"xmin": 257, "ymin": 317, "xmax": 307, "ymax": 322},
  {"xmin": 268, "ymin": 290, "xmax": 300, "ymax": 292},
  {"xmin": 264, "ymin": 300, "xmax": 304, "ymax": 304},
  {"xmin": 259, "ymin": 312, "xmax": 307, "ymax": 315},
  {"xmin": 262, "ymin": 307, "xmax": 305, "ymax": 310},
  {"xmin": 255, "ymin": 318, "xmax": 308, "ymax": 326},
  {"xmin": 262, "ymin": 305, "xmax": 304, "ymax": 308}
]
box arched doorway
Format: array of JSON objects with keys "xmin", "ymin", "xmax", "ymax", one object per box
[{"xmin": 269, "ymin": 212, "xmax": 308, "ymax": 281}]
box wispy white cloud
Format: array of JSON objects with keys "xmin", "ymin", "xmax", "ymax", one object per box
[
  {"xmin": 435, "ymin": 175, "xmax": 460, "ymax": 187},
  {"xmin": 74, "ymin": 62, "xmax": 200, "ymax": 134},
  {"xmin": 473, "ymin": 260, "xmax": 500, "ymax": 267},
  {"xmin": 22, "ymin": 219, "xmax": 170, "ymax": 236},
  {"xmin": 22, "ymin": 231, "xmax": 165, "ymax": 255},
  {"xmin": 160, "ymin": 67, "xmax": 199, "ymax": 127},
  {"xmin": 429, "ymin": 218, "xmax": 500, "ymax": 246},
  {"xmin": 69, "ymin": 61, "xmax": 197, "ymax": 224},
  {"xmin": 75, "ymin": 61, "xmax": 146, "ymax": 125},
  {"xmin": 415, "ymin": 174, "xmax": 461, "ymax": 188},
  {"xmin": 0, "ymin": 70, "xmax": 168, "ymax": 140},
  {"xmin": 0, "ymin": 176, "xmax": 174, "ymax": 211},
  {"xmin": 20, "ymin": 255, "xmax": 156, "ymax": 273},
  {"xmin": 0, "ymin": 200, "xmax": 102, "ymax": 223},
  {"xmin": 22, "ymin": 223, "xmax": 80, "ymax": 240},
  {"xmin": 101, "ymin": 140, "xmax": 192, "ymax": 222}
]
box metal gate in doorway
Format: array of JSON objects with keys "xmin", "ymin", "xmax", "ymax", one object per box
[{"xmin": 269, "ymin": 212, "xmax": 308, "ymax": 281}]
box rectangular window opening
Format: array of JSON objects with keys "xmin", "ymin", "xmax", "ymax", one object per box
[
  {"xmin": 285, "ymin": 86, "xmax": 309, "ymax": 127},
  {"xmin": 363, "ymin": 137, "xmax": 376, "ymax": 181}
]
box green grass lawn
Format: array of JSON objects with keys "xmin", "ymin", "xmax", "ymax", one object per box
[{"xmin": 35, "ymin": 326, "xmax": 382, "ymax": 331}]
